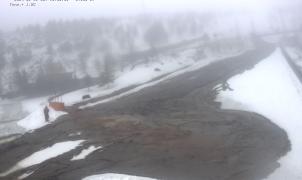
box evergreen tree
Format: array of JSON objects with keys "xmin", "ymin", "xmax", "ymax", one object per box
[
  {"xmin": 14, "ymin": 70, "xmax": 29, "ymax": 93},
  {"xmin": 0, "ymin": 33, "xmax": 6, "ymax": 69},
  {"xmin": 58, "ymin": 41, "xmax": 73, "ymax": 54},
  {"xmin": 100, "ymin": 53, "xmax": 115, "ymax": 85},
  {"xmin": 144, "ymin": 21, "xmax": 168, "ymax": 48},
  {"xmin": 77, "ymin": 51, "xmax": 89, "ymax": 74}
]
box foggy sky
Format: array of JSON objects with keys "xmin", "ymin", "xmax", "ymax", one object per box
[{"xmin": 0, "ymin": 0, "xmax": 299, "ymax": 31}]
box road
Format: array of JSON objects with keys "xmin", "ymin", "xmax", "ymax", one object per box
[{"xmin": 0, "ymin": 42, "xmax": 290, "ymax": 180}]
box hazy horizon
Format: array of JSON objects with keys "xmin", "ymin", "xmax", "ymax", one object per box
[{"xmin": 0, "ymin": 0, "xmax": 299, "ymax": 32}]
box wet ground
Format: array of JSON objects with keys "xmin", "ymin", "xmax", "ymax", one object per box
[{"xmin": 0, "ymin": 42, "xmax": 290, "ymax": 180}]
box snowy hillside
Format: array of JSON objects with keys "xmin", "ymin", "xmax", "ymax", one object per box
[
  {"xmin": 216, "ymin": 48, "xmax": 302, "ymax": 180},
  {"xmin": 0, "ymin": 12, "xmax": 254, "ymax": 138},
  {"xmin": 17, "ymin": 42, "xmax": 250, "ymax": 132},
  {"xmin": 0, "ymin": 13, "xmax": 253, "ymax": 97}
]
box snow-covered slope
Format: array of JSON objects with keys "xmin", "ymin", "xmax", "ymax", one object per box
[
  {"xmin": 216, "ymin": 48, "xmax": 302, "ymax": 180},
  {"xmin": 17, "ymin": 104, "xmax": 67, "ymax": 131},
  {"xmin": 0, "ymin": 27, "xmax": 251, "ymax": 138},
  {"xmin": 62, "ymin": 47, "xmax": 246, "ymax": 107},
  {"xmin": 0, "ymin": 14, "xmax": 208, "ymax": 95},
  {"xmin": 0, "ymin": 13, "xmax": 253, "ymax": 96},
  {"xmin": 15, "ymin": 44, "xmax": 248, "ymax": 133}
]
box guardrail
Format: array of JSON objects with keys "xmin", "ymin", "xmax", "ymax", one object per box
[{"xmin": 280, "ymin": 45, "xmax": 302, "ymax": 84}]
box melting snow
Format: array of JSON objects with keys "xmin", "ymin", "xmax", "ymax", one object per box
[
  {"xmin": 82, "ymin": 173, "xmax": 157, "ymax": 180},
  {"xmin": 0, "ymin": 140, "xmax": 84, "ymax": 177},
  {"xmin": 216, "ymin": 48, "xmax": 302, "ymax": 180},
  {"xmin": 71, "ymin": 145, "xmax": 102, "ymax": 161},
  {"xmin": 17, "ymin": 171, "xmax": 34, "ymax": 180},
  {"xmin": 18, "ymin": 105, "xmax": 67, "ymax": 131},
  {"xmin": 69, "ymin": 131, "xmax": 82, "ymax": 137}
]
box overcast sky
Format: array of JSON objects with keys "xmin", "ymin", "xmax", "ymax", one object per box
[{"xmin": 0, "ymin": 0, "xmax": 298, "ymax": 31}]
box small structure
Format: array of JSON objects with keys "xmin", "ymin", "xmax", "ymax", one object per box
[
  {"xmin": 49, "ymin": 102, "xmax": 65, "ymax": 111},
  {"xmin": 49, "ymin": 96, "xmax": 65, "ymax": 111}
]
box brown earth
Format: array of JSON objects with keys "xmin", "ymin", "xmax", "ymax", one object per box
[{"xmin": 0, "ymin": 42, "xmax": 290, "ymax": 180}]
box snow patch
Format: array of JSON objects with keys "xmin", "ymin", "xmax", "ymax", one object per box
[
  {"xmin": 17, "ymin": 171, "xmax": 34, "ymax": 180},
  {"xmin": 18, "ymin": 105, "xmax": 67, "ymax": 131},
  {"xmin": 21, "ymin": 96, "xmax": 49, "ymax": 114},
  {"xmin": 0, "ymin": 140, "xmax": 84, "ymax": 177},
  {"xmin": 71, "ymin": 145, "xmax": 102, "ymax": 161},
  {"xmin": 216, "ymin": 48, "xmax": 302, "ymax": 180},
  {"xmin": 82, "ymin": 173, "xmax": 157, "ymax": 180},
  {"xmin": 69, "ymin": 131, "xmax": 82, "ymax": 137}
]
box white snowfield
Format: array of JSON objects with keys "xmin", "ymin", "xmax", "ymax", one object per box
[
  {"xmin": 82, "ymin": 173, "xmax": 157, "ymax": 180},
  {"xmin": 216, "ymin": 48, "xmax": 302, "ymax": 180},
  {"xmin": 0, "ymin": 140, "xmax": 84, "ymax": 177}
]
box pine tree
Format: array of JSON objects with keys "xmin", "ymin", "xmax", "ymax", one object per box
[
  {"xmin": 144, "ymin": 21, "xmax": 168, "ymax": 48},
  {"xmin": 0, "ymin": 34, "xmax": 6, "ymax": 70},
  {"xmin": 100, "ymin": 53, "xmax": 115, "ymax": 85},
  {"xmin": 14, "ymin": 70, "xmax": 29, "ymax": 93}
]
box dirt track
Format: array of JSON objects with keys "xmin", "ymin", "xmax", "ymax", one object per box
[{"xmin": 0, "ymin": 42, "xmax": 290, "ymax": 180}]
